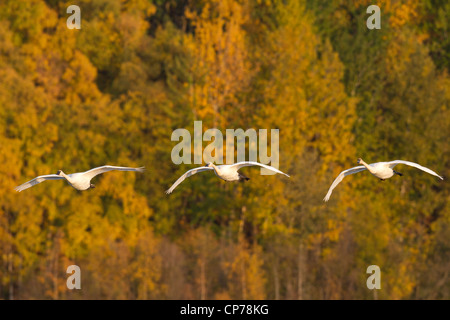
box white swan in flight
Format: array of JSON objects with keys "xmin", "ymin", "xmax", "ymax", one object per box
[
  {"xmin": 323, "ymin": 158, "xmax": 443, "ymax": 202},
  {"xmin": 15, "ymin": 165, "xmax": 145, "ymax": 192},
  {"xmin": 166, "ymin": 161, "xmax": 290, "ymax": 194}
]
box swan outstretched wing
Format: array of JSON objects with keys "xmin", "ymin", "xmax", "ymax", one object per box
[
  {"xmin": 323, "ymin": 166, "xmax": 367, "ymax": 202},
  {"xmin": 83, "ymin": 166, "xmax": 145, "ymax": 180},
  {"xmin": 166, "ymin": 167, "xmax": 214, "ymax": 194},
  {"xmin": 387, "ymin": 160, "xmax": 443, "ymax": 180},
  {"xmin": 15, "ymin": 175, "xmax": 65, "ymax": 192},
  {"xmin": 229, "ymin": 162, "xmax": 290, "ymax": 177}
]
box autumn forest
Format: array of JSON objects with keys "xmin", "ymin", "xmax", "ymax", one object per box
[{"xmin": 0, "ymin": 0, "xmax": 449, "ymax": 299}]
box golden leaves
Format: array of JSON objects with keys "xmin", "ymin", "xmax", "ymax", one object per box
[{"xmin": 187, "ymin": 0, "xmax": 252, "ymax": 127}]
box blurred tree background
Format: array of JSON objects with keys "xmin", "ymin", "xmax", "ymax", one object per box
[{"xmin": 0, "ymin": 0, "xmax": 448, "ymax": 299}]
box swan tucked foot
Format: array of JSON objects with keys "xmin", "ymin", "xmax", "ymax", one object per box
[
  {"xmin": 393, "ymin": 170, "xmax": 403, "ymax": 176},
  {"xmin": 238, "ymin": 173, "xmax": 250, "ymax": 182}
]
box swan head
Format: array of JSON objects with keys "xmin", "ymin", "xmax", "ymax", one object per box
[
  {"xmin": 357, "ymin": 158, "xmax": 363, "ymax": 164},
  {"xmin": 205, "ymin": 162, "xmax": 213, "ymax": 168},
  {"xmin": 56, "ymin": 170, "xmax": 63, "ymax": 176}
]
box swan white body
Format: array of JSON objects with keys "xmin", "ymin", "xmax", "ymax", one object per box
[
  {"xmin": 323, "ymin": 158, "xmax": 443, "ymax": 202},
  {"xmin": 15, "ymin": 166, "xmax": 145, "ymax": 192},
  {"xmin": 166, "ymin": 161, "xmax": 290, "ymax": 194}
]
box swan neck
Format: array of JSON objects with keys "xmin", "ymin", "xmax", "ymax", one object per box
[
  {"xmin": 210, "ymin": 163, "xmax": 220, "ymax": 173},
  {"xmin": 360, "ymin": 160, "xmax": 375, "ymax": 173},
  {"xmin": 59, "ymin": 172, "xmax": 71, "ymax": 181}
]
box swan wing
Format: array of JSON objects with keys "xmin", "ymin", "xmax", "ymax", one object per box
[
  {"xmin": 387, "ymin": 160, "xmax": 443, "ymax": 180},
  {"xmin": 166, "ymin": 167, "xmax": 214, "ymax": 194},
  {"xmin": 82, "ymin": 165, "xmax": 145, "ymax": 180},
  {"xmin": 229, "ymin": 161, "xmax": 290, "ymax": 177},
  {"xmin": 323, "ymin": 166, "xmax": 367, "ymax": 202},
  {"xmin": 15, "ymin": 174, "xmax": 65, "ymax": 192}
]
